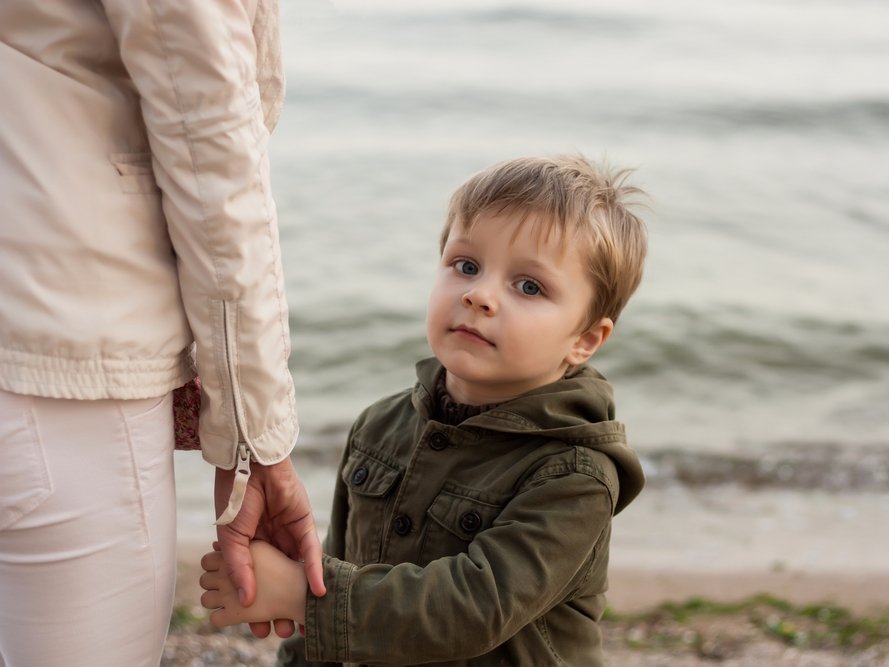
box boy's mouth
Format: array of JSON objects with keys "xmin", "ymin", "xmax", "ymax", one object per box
[{"xmin": 452, "ymin": 325, "xmax": 495, "ymax": 347}]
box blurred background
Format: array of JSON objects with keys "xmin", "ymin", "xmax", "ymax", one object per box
[
  {"xmin": 279, "ymin": 0, "xmax": 889, "ymax": 472},
  {"xmin": 177, "ymin": 0, "xmax": 889, "ymax": 606}
]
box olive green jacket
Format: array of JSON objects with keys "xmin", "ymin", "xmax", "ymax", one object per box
[{"xmin": 279, "ymin": 358, "xmax": 644, "ymax": 666}]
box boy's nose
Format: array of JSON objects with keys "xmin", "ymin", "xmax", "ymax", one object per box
[{"xmin": 461, "ymin": 286, "xmax": 496, "ymax": 314}]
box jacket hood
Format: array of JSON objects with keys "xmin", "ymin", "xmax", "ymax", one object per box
[{"xmin": 414, "ymin": 358, "xmax": 645, "ymax": 514}]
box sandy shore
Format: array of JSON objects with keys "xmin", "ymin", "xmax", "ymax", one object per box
[
  {"xmin": 170, "ymin": 544, "xmax": 889, "ymax": 666},
  {"xmin": 174, "ymin": 543, "xmax": 889, "ymax": 617},
  {"xmin": 168, "ymin": 555, "xmax": 889, "ymax": 666}
]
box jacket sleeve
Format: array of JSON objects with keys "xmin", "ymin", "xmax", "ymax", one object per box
[
  {"xmin": 100, "ymin": 0, "xmax": 296, "ymax": 469},
  {"xmin": 303, "ymin": 470, "xmax": 614, "ymax": 665}
]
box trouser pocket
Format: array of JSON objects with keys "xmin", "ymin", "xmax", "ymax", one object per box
[{"xmin": 0, "ymin": 392, "xmax": 52, "ymax": 531}]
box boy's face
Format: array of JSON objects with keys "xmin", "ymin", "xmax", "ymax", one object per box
[{"xmin": 426, "ymin": 212, "xmax": 612, "ymax": 406}]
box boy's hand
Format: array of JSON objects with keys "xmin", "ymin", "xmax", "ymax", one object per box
[{"xmin": 200, "ymin": 541, "xmax": 309, "ymax": 630}]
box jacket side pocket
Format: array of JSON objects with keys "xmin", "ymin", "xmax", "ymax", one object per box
[
  {"xmin": 110, "ymin": 152, "xmax": 160, "ymax": 194},
  {"xmin": 0, "ymin": 404, "xmax": 52, "ymax": 530}
]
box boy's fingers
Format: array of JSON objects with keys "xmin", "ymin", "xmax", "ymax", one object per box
[
  {"xmin": 249, "ymin": 621, "xmax": 272, "ymax": 638},
  {"xmin": 274, "ymin": 619, "xmax": 295, "ymax": 638},
  {"xmin": 209, "ymin": 609, "xmax": 229, "ymax": 629}
]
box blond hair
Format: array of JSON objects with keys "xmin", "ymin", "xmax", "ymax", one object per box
[{"xmin": 440, "ymin": 154, "xmax": 648, "ymax": 325}]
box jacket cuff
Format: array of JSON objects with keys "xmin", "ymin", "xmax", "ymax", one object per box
[{"xmin": 304, "ymin": 555, "xmax": 356, "ymax": 663}]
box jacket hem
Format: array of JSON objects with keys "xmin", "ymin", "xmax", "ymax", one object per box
[{"xmin": 0, "ymin": 346, "xmax": 194, "ymax": 400}]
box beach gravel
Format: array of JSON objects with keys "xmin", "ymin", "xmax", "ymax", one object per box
[{"xmin": 161, "ymin": 611, "xmax": 889, "ymax": 667}]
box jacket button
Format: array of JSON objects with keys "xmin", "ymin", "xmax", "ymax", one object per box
[
  {"xmin": 393, "ymin": 514, "xmax": 412, "ymax": 536},
  {"xmin": 460, "ymin": 511, "xmax": 482, "ymax": 534},
  {"xmin": 428, "ymin": 432, "xmax": 449, "ymax": 450},
  {"xmin": 351, "ymin": 466, "xmax": 368, "ymax": 486}
]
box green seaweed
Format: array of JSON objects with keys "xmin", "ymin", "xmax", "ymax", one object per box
[
  {"xmin": 168, "ymin": 605, "xmax": 204, "ymax": 632},
  {"xmin": 603, "ymin": 595, "xmax": 889, "ymax": 654}
]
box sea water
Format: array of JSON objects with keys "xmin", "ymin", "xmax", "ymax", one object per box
[{"xmin": 278, "ymin": 0, "xmax": 889, "ymax": 459}]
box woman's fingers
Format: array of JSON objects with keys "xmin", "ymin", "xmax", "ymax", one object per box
[
  {"xmin": 200, "ymin": 551, "xmax": 223, "ymax": 572},
  {"xmin": 200, "ymin": 589, "xmax": 222, "ymax": 610}
]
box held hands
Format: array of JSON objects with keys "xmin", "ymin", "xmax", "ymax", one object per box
[
  {"xmin": 214, "ymin": 458, "xmax": 325, "ymax": 637},
  {"xmin": 201, "ymin": 541, "xmax": 308, "ymax": 629}
]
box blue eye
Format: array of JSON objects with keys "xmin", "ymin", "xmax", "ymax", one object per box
[
  {"xmin": 517, "ymin": 279, "xmax": 541, "ymax": 296},
  {"xmin": 455, "ymin": 259, "xmax": 479, "ymax": 276}
]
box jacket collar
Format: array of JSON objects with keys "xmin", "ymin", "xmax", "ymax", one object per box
[{"xmin": 411, "ymin": 357, "xmax": 644, "ymax": 514}]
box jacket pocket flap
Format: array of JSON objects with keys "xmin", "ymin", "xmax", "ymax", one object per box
[
  {"xmin": 110, "ymin": 152, "xmax": 154, "ymax": 176},
  {"xmin": 342, "ymin": 453, "xmax": 401, "ymax": 498},
  {"xmin": 427, "ymin": 490, "xmax": 502, "ymax": 541}
]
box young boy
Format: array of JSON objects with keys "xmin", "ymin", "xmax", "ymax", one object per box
[{"xmin": 200, "ymin": 154, "xmax": 648, "ymax": 666}]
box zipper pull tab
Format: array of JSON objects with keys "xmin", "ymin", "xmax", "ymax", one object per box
[{"xmin": 215, "ymin": 443, "xmax": 252, "ymax": 526}]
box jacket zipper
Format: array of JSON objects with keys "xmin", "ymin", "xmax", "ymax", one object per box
[{"xmin": 215, "ymin": 300, "xmax": 253, "ymax": 525}]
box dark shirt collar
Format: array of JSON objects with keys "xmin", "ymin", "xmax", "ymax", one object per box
[{"xmin": 432, "ymin": 369, "xmax": 500, "ymax": 426}]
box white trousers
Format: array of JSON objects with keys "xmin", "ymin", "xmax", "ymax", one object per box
[{"xmin": 0, "ymin": 390, "xmax": 177, "ymax": 667}]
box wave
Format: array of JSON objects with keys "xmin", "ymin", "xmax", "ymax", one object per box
[
  {"xmin": 291, "ymin": 78, "xmax": 889, "ymax": 141},
  {"xmin": 330, "ymin": 6, "xmax": 656, "ymax": 34},
  {"xmin": 664, "ymin": 98, "xmax": 889, "ymax": 136},
  {"xmin": 641, "ymin": 442, "xmax": 889, "ymax": 492},
  {"xmin": 603, "ymin": 305, "xmax": 889, "ymax": 386}
]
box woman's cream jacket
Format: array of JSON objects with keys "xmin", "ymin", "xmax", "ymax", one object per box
[{"xmin": 0, "ymin": 0, "xmax": 296, "ymax": 469}]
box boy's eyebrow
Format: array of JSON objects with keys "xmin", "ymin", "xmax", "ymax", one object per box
[
  {"xmin": 522, "ymin": 257, "xmax": 557, "ymax": 272},
  {"xmin": 441, "ymin": 236, "xmax": 479, "ymax": 255},
  {"xmin": 516, "ymin": 258, "xmax": 564, "ymax": 283},
  {"xmin": 445, "ymin": 237, "xmax": 565, "ymax": 273},
  {"xmin": 444, "ymin": 234, "xmax": 472, "ymax": 246}
]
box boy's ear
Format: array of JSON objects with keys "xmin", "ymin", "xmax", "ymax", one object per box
[{"xmin": 565, "ymin": 317, "xmax": 614, "ymax": 366}]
